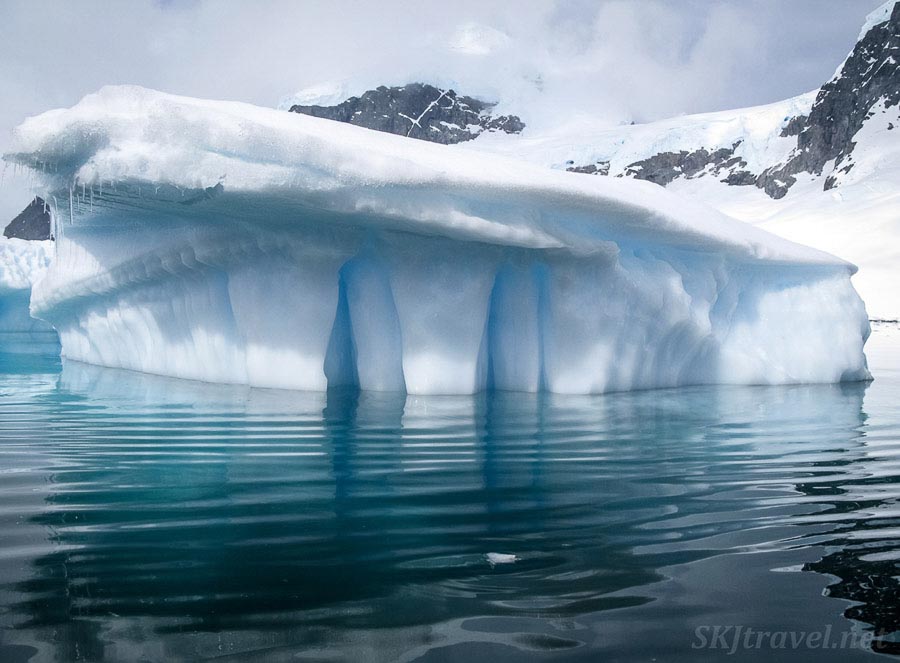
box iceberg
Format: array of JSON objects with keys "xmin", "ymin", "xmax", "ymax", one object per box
[
  {"xmin": 0, "ymin": 236, "xmax": 53, "ymax": 333},
  {"xmin": 4, "ymin": 86, "xmax": 870, "ymax": 394}
]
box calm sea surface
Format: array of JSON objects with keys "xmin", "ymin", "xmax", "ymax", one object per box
[{"xmin": 0, "ymin": 324, "xmax": 898, "ymax": 662}]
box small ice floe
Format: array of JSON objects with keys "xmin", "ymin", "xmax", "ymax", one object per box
[{"xmin": 486, "ymin": 552, "xmax": 518, "ymax": 567}]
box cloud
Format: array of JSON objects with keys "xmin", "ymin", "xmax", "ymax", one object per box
[{"xmin": 448, "ymin": 23, "xmax": 512, "ymax": 56}]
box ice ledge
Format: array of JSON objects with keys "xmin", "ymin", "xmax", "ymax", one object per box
[{"xmin": 7, "ymin": 86, "xmax": 852, "ymax": 268}]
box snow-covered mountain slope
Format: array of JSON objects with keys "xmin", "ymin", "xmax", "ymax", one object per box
[
  {"xmin": 467, "ymin": 0, "xmax": 900, "ymax": 318},
  {"xmin": 4, "ymin": 86, "xmax": 869, "ymax": 394},
  {"xmin": 473, "ymin": 93, "xmax": 815, "ymax": 190},
  {"xmin": 486, "ymin": 0, "xmax": 900, "ymax": 198}
]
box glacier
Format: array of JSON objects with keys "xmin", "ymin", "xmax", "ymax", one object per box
[{"xmin": 4, "ymin": 86, "xmax": 870, "ymax": 394}]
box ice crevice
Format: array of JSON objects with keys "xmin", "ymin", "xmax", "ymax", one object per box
[{"xmin": 4, "ymin": 86, "xmax": 872, "ymax": 394}]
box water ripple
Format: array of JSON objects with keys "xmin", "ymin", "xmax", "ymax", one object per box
[{"xmin": 0, "ymin": 331, "xmax": 898, "ymax": 660}]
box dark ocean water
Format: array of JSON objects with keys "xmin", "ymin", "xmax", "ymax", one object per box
[{"xmin": 0, "ymin": 325, "xmax": 898, "ymax": 662}]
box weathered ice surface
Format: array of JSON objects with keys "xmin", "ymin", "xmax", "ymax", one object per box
[
  {"xmin": 4, "ymin": 86, "xmax": 871, "ymax": 394},
  {"xmin": 4, "ymin": 197, "xmax": 52, "ymax": 240},
  {"xmin": 290, "ymin": 83, "xmax": 524, "ymax": 144},
  {"xmin": 0, "ymin": 237, "xmax": 54, "ymax": 334}
]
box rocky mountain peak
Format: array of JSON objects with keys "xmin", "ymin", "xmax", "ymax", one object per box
[
  {"xmin": 757, "ymin": 0, "xmax": 900, "ymax": 197},
  {"xmin": 4, "ymin": 197, "xmax": 52, "ymax": 241},
  {"xmin": 288, "ymin": 83, "xmax": 525, "ymax": 145}
]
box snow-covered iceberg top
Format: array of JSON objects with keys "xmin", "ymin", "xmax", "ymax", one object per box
[
  {"xmin": 4, "ymin": 87, "xmax": 870, "ymax": 394},
  {"xmin": 8, "ymin": 86, "xmax": 847, "ymax": 268}
]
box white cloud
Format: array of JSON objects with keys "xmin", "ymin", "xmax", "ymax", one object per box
[{"xmin": 448, "ymin": 23, "xmax": 512, "ymax": 56}]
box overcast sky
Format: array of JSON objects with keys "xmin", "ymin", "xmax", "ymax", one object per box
[{"xmin": 0, "ymin": 0, "xmax": 885, "ymax": 219}]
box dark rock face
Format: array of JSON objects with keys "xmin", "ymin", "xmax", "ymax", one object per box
[
  {"xmin": 721, "ymin": 169, "xmax": 758, "ymax": 186},
  {"xmin": 566, "ymin": 161, "xmax": 610, "ymax": 175},
  {"xmin": 566, "ymin": 145, "xmax": 750, "ymax": 187},
  {"xmin": 4, "ymin": 197, "xmax": 52, "ymax": 241},
  {"xmin": 758, "ymin": 3, "xmax": 900, "ymax": 198},
  {"xmin": 623, "ymin": 144, "xmax": 746, "ymax": 186},
  {"xmin": 289, "ymin": 83, "xmax": 525, "ymax": 144},
  {"xmin": 780, "ymin": 114, "xmax": 808, "ymax": 137}
]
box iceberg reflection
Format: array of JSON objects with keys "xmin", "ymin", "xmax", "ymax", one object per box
[{"xmin": 2, "ymin": 358, "xmax": 896, "ymax": 660}]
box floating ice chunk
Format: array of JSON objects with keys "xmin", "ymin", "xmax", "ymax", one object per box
[{"xmin": 486, "ymin": 552, "xmax": 518, "ymax": 566}]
